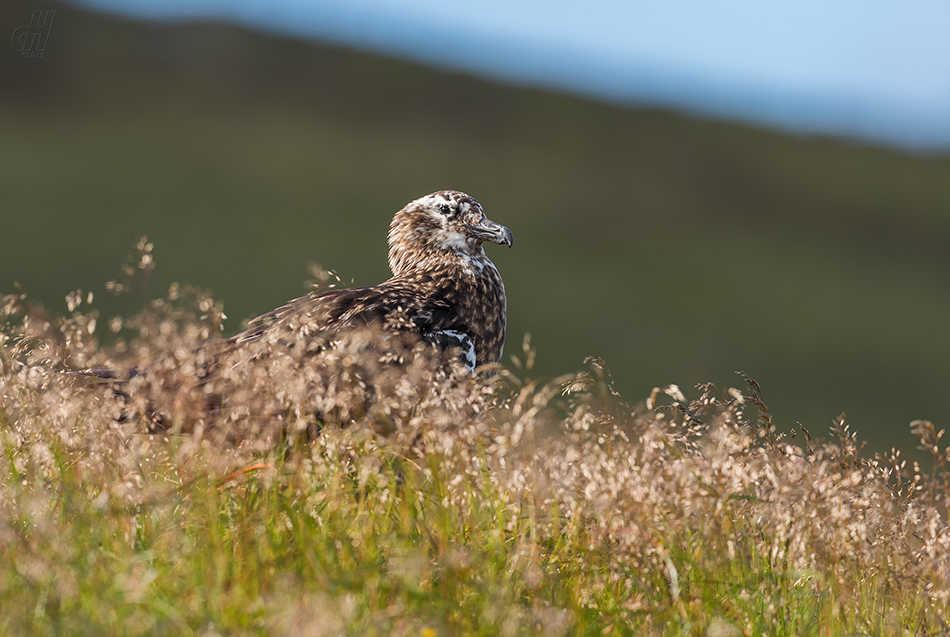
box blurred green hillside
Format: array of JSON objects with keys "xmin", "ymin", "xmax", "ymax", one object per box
[{"xmin": 3, "ymin": 1, "xmax": 950, "ymax": 454}]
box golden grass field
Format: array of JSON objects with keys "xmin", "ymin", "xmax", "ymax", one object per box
[{"xmin": 2, "ymin": 246, "xmax": 949, "ymax": 635}]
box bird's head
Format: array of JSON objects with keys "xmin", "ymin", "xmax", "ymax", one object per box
[{"xmin": 388, "ymin": 190, "xmax": 513, "ymax": 276}]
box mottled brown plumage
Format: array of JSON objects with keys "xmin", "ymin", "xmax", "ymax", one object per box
[{"xmin": 231, "ymin": 190, "xmax": 512, "ymax": 370}]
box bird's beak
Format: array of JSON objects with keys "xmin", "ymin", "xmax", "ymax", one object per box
[{"xmin": 466, "ymin": 218, "xmax": 513, "ymax": 248}]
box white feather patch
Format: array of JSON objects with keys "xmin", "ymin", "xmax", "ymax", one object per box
[{"xmin": 437, "ymin": 329, "xmax": 477, "ymax": 371}]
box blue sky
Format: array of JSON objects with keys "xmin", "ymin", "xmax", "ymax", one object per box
[{"xmin": 72, "ymin": 0, "xmax": 950, "ymax": 151}]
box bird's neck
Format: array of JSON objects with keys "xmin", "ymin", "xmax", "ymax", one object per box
[{"xmin": 389, "ymin": 247, "xmax": 490, "ymax": 280}]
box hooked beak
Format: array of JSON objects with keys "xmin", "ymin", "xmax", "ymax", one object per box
[{"xmin": 466, "ymin": 218, "xmax": 513, "ymax": 248}]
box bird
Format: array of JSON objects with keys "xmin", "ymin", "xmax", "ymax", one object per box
[
  {"xmin": 228, "ymin": 189, "xmax": 512, "ymax": 371},
  {"xmin": 73, "ymin": 190, "xmax": 513, "ymax": 431}
]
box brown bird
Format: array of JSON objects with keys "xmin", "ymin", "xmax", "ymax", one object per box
[
  {"xmin": 76, "ymin": 190, "xmax": 512, "ymax": 393},
  {"xmin": 230, "ymin": 189, "xmax": 512, "ymax": 371}
]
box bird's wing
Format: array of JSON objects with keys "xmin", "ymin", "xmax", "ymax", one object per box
[
  {"xmin": 229, "ymin": 283, "xmax": 451, "ymax": 342},
  {"xmin": 229, "ymin": 282, "xmax": 477, "ymax": 368},
  {"xmin": 229, "ymin": 287, "xmax": 371, "ymax": 345}
]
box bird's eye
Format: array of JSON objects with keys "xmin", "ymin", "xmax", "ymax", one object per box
[{"xmin": 438, "ymin": 203, "xmax": 452, "ymax": 215}]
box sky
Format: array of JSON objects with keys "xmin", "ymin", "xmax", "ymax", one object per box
[{"xmin": 71, "ymin": 0, "xmax": 950, "ymax": 151}]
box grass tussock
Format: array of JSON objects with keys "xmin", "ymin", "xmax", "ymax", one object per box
[{"xmin": 1, "ymin": 243, "xmax": 949, "ymax": 636}]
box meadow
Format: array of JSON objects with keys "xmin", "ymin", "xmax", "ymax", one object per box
[{"xmin": 2, "ymin": 249, "xmax": 948, "ymax": 636}]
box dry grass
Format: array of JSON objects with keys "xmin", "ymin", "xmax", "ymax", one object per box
[{"xmin": 1, "ymin": 242, "xmax": 949, "ymax": 636}]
